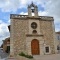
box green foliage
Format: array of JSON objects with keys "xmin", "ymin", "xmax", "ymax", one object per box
[
  {"xmin": 19, "ymin": 52, "xmax": 33, "ymax": 59},
  {"xmin": 19, "ymin": 52, "xmax": 25, "ymax": 56}
]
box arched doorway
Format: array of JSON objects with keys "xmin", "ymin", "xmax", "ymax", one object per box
[{"xmin": 31, "ymin": 39, "xmax": 40, "ymax": 55}]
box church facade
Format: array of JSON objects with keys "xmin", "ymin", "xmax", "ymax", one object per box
[{"xmin": 10, "ymin": 3, "xmax": 57, "ymax": 56}]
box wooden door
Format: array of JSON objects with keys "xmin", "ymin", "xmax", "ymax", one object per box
[{"xmin": 31, "ymin": 39, "xmax": 40, "ymax": 55}]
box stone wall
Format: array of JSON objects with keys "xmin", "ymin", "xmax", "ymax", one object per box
[
  {"xmin": 10, "ymin": 19, "xmax": 29, "ymax": 55},
  {"xmin": 40, "ymin": 20, "xmax": 55, "ymax": 54},
  {"xmin": 10, "ymin": 17, "xmax": 56, "ymax": 55}
]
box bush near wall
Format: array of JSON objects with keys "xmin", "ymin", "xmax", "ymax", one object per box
[{"xmin": 19, "ymin": 52, "xmax": 33, "ymax": 59}]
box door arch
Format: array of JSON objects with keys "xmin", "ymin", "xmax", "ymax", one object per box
[{"xmin": 31, "ymin": 39, "xmax": 40, "ymax": 55}]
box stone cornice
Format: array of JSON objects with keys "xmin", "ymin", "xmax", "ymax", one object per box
[
  {"xmin": 26, "ymin": 34, "xmax": 43, "ymax": 37},
  {"xmin": 10, "ymin": 14, "xmax": 54, "ymax": 21}
]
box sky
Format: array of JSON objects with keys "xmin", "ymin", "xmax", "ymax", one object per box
[{"xmin": 0, "ymin": 0, "xmax": 60, "ymax": 46}]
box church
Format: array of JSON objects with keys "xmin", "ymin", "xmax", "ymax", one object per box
[{"xmin": 10, "ymin": 3, "xmax": 57, "ymax": 56}]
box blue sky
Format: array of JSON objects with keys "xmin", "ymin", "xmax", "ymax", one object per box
[{"xmin": 0, "ymin": 0, "xmax": 60, "ymax": 46}]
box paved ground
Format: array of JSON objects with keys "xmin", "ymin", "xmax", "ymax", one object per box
[
  {"xmin": 0, "ymin": 49, "xmax": 9, "ymax": 60},
  {"xmin": 33, "ymin": 54, "xmax": 60, "ymax": 60},
  {"xmin": 0, "ymin": 48, "xmax": 60, "ymax": 60}
]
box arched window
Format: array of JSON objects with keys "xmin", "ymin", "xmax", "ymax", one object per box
[{"xmin": 32, "ymin": 30, "xmax": 37, "ymax": 34}]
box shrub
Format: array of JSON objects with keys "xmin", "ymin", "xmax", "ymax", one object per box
[
  {"xmin": 19, "ymin": 52, "xmax": 25, "ymax": 56},
  {"xmin": 19, "ymin": 52, "xmax": 33, "ymax": 59},
  {"xmin": 25, "ymin": 55, "xmax": 33, "ymax": 59}
]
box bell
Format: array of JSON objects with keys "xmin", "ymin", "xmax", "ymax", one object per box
[{"xmin": 32, "ymin": 9, "xmax": 34, "ymax": 12}]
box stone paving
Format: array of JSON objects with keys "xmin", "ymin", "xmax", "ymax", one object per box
[
  {"xmin": 33, "ymin": 54, "xmax": 60, "ymax": 60},
  {"xmin": 0, "ymin": 49, "xmax": 9, "ymax": 60},
  {"xmin": 0, "ymin": 48, "xmax": 60, "ymax": 60}
]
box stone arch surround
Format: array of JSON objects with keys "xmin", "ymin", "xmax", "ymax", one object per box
[{"xmin": 26, "ymin": 36, "xmax": 44, "ymax": 55}]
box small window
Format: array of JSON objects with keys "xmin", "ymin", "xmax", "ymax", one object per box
[
  {"xmin": 58, "ymin": 36, "xmax": 60, "ymax": 40},
  {"xmin": 33, "ymin": 30, "xmax": 37, "ymax": 34},
  {"xmin": 57, "ymin": 45, "xmax": 60, "ymax": 50},
  {"xmin": 6, "ymin": 46, "xmax": 10, "ymax": 53},
  {"xmin": 45, "ymin": 47, "xmax": 49, "ymax": 53}
]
